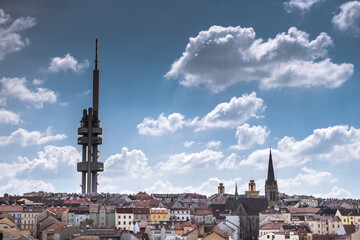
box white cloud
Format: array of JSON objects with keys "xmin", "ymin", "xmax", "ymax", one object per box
[
  {"xmin": 207, "ymin": 140, "xmax": 221, "ymax": 149},
  {"xmin": 144, "ymin": 177, "xmax": 241, "ymax": 196},
  {"xmin": 184, "ymin": 140, "xmax": 195, "ymax": 148},
  {"xmin": 231, "ymin": 124, "xmax": 269, "ymax": 150},
  {"xmin": 332, "ymin": 1, "xmax": 360, "ymax": 35},
  {"xmin": 0, "ymin": 179, "xmax": 55, "ymax": 195},
  {"xmin": 0, "ymin": 145, "xmax": 80, "ymax": 180},
  {"xmin": 240, "ymin": 125, "xmax": 360, "ymax": 169},
  {"xmin": 216, "ymin": 153, "xmax": 240, "ymax": 170},
  {"xmin": 0, "ymin": 108, "xmax": 21, "ymax": 124},
  {"xmin": 49, "ymin": 53, "xmax": 89, "ymax": 73},
  {"xmin": 0, "ymin": 77, "xmax": 57, "ymax": 109},
  {"xmin": 137, "ymin": 92, "xmax": 265, "ymax": 135},
  {"xmin": 279, "ymin": 167, "xmax": 334, "ymax": 191},
  {"xmin": 194, "ymin": 92, "xmax": 265, "ymax": 131},
  {"xmin": 137, "ymin": 113, "xmax": 186, "ymax": 136},
  {"xmin": 157, "ymin": 149, "xmax": 223, "ymax": 173},
  {"xmin": 105, "ymin": 147, "xmax": 152, "ymax": 179},
  {"xmin": 165, "ymin": 26, "xmax": 353, "ymax": 92},
  {"xmin": 318, "ymin": 186, "xmax": 352, "ymax": 198},
  {"xmin": 284, "ymin": 0, "xmax": 325, "ymax": 13},
  {"xmin": 32, "ymin": 79, "xmax": 43, "ymax": 85},
  {"xmin": 0, "ymin": 127, "xmax": 66, "ymax": 147},
  {"xmin": 0, "ymin": 9, "xmax": 36, "ymax": 60}
]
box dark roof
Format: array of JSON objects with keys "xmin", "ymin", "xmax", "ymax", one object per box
[
  {"xmin": 266, "ymin": 149, "xmax": 276, "ymax": 184},
  {"xmin": 224, "ymin": 197, "xmax": 268, "ymax": 215},
  {"xmin": 317, "ymin": 208, "xmax": 337, "ymax": 216},
  {"xmin": 338, "ymin": 209, "xmax": 360, "ymax": 216}
]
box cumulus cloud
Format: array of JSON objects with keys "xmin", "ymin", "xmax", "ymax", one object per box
[
  {"xmin": 137, "ymin": 113, "xmax": 186, "ymax": 136},
  {"xmin": 144, "ymin": 177, "xmax": 242, "ymax": 196},
  {"xmin": 332, "ymin": 1, "xmax": 360, "ymax": 35},
  {"xmin": 0, "ymin": 108, "xmax": 21, "ymax": 124},
  {"xmin": 240, "ymin": 125, "xmax": 360, "ymax": 169},
  {"xmin": 184, "ymin": 140, "xmax": 195, "ymax": 148},
  {"xmin": 216, "ymin": 153, "xmax": 240, "ymax": 170},
  {"xmin": 32, "ymin": 79, "xmax": 43, "ymax": 85},
  {"xmin": 105, "ymin": 147, "xmax": 152, "ymax": 179},
  {"xmin": 318, "ymin": 186, "xmax": 352, "ymax": 198},
  {"xmin": 284, "ymin": 0, "xmax": 325, "ymax": 13},
  {"xmin": 0, "ymin": 127, "xmax": 66, "ymax": 147},
  {"xmin": 137, "ymin": 92, "xmax": 265, "ymax": 136},
  {"xmin": 165, "ymin": 26, "xmax": 353, "ymax": 92},
  {"xmin": 194, "ymin": 92, "xmax": 265, "ymax": 131},
  {"xmin": 0, "ymin": 145, "xmax": 80, "ymax": 180},
  {"xmin": 0, "ymin": 179, "xmax": 55, "ymax": 195},
  {"xmin": 49, "ymin": 53, "xmax": 89, "ymax": 73},
  {"xmin": 0, "ymin": 9, "xmax": 36, "ymax": 61},
  {"xmin": 231, "ymin": 124, "xmax": 269, "ymax": 150},
  {"xmin": 279, "ymin": 167, "xmax": 334, "ymax": 191},
  {"xmin": 207, "ymin": 140, "xmax": 221, "ymax": 149},
  {"xmin": 0, "ymin": 77, "xmax": 57, "ymax": 109},
  {"xmin": 157, "ymin": 149, "xmax": 223, "ymax": 173}
]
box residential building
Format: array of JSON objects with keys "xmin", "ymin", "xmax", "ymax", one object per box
[
  {"xmin": 336, "ymin": 209, "xmax": 360, "ymax": 226},
  {"xmin": 145, "ymin": 221, "xmax": 176, "ymax": 240},
  {"xmin": 67, "ymin": 208, "xmax": 90, "ymax": 226},
  {"xmin": 259, "ymin": 222, "xmax": 286, "ymax": 237},
  {"xmin": 0, "ymin": 205, "xmax": 23, "ymax": 228},
  {"xmin": 194, "ymin": 208, "xmax": 214, "ymax": 224},
  {"xmin": 89, "ymin": 204, "xmax": 115, "ymax": 227},
  {"xmin": 169, "ymin": 208, "xmax": 191, "ymax": 221},
  {"xmin": 22, "ymin": 206, "xmax": 46, "ymax": 236},
  {"xmin": 150, "ymin": 208, "xmax": 168, "ymax": 222},
  {"xmin": 133, "ymin": 208, "xmax": 150, "ymax": 221},
  {"xmin": 115, "ymin": 208, "xmax": 134, "ymax": 231},
  {"xmin": 306, "ymin": 215, "xmax": 342, "ymax": 235}
]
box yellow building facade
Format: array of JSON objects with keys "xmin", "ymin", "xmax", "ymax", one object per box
[
  {"xmin": 22, "ymin": 206, "xmax": 46, "ymax": 237},
  {"xmin": 336, "ymin": 209, "xmax": 360, "ymax": 225},
  {"xmin": 150, "ymin": 208, "xmax": 168, "ymax": 222}
]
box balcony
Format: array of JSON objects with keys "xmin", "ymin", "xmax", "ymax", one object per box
[
  {"xmin": 78, "ymin": 127, "xmax": 88, "ymax": 135},
  {"xmin": 92, "ymin": 127, "xmax": 102, "ymax": 135}
]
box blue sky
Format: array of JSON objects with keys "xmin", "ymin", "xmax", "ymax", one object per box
[{"xmin": 1, "ymin": 0, "xmax": 360, "ymax": 198}]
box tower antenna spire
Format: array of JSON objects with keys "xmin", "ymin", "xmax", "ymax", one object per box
[{"xmin": 95, "ymin": 39, "xmax": 98, "ymax": 70}]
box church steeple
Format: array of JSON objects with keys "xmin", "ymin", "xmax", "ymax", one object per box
[
  {"xmin": 266, "ymin": 148, "xmax": 275, "ymax": 184},
  {"xmin": 235, "ymin": 182, "xmax": 239, "ymax": 200},
  {"xmin": 265, "ymin": 147, "xmax": 278, "ymax": 207}
]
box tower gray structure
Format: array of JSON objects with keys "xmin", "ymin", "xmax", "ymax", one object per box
[
  {"xmin": 77, "ymin": 39, "xmax": 104, "ymax": 195},
  {"xmin": 265, "ymin": 148, "xmax": 278, "ymax": 207}
]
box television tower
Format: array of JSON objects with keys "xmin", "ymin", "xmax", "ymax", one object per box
[{"xmin": 77, "ymin": 39, "xmax": 104, "ymax": 194}]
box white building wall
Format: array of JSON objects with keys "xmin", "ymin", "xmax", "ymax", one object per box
[{"xmin": 116, "ymin": 212, "xmax": 134, "ymax": 230}]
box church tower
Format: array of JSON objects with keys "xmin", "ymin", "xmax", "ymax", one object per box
[{"xmin": 265, "ymin": 148, "xmax": 278, "ymax": 207}]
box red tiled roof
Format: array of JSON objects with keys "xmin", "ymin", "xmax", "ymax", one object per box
[
  {"xmin": 0, "ymin": 205, "xmax": 23, "ymax": 212},
  {"xmin": 260, "ymin": 222, "xmax": 285, "ymax": 230}
]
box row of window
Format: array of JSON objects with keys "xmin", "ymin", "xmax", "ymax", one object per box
[
  {"xmin": 22, "ymin": 220, "xmax": 34, "ymax": 224},
  {"xmin": 118, "ymin": 221, "xmax": 132, "ymax": 225},
  {"xmin": 118, "ymin": 215, "xmax": 132, "ymax": 219},
  {"xmin": 23, "ymin": 213, "xmax": 36, "ymax": 217},
  {"xmin": 170, "ymin": 211, "xmax": 189, "ymax": 214},
  {"xmin": 152, "ymin": 215, "xmax": 166, "ymax": 219}
]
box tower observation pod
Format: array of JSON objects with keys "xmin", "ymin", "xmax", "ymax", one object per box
[{"xmin": 77, "ymin": 39, "xmax": 104, "ymax": 195}]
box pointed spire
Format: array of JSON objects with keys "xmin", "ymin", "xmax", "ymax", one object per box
[
  {"xmin": 95, "ymin": 38, "xmax": 98, "ymax": 70},
  {"xmin": 235, "ymin": 182, "xmax": 239, "ymax": 200},
  {"xmin": 267, "ymin": 147, "xmax": 275, "ymax": 183}
]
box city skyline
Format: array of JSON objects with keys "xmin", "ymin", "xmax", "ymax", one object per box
[{"xmin": 0, "ymin": 0, "xmax": 360, "ymax": 198}]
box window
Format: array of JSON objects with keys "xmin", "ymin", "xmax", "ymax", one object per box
[
  {"xmin": 123, "ymin": 221, "xmax": 126, "ymax": 225},
  {"xmin": 267, "ymin": 236, "xmax": 270, "ymax": 239},
  {"xmin": 129, "ymin": 221, "xmax": 131, "ymax": 225},
  {"xmin": 124, "ymin": 215, "xmax": 126, "ymax": 219},
  {"xmin": 118, "ymin": 216, "xmax": 121, "ymax": 219}
]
